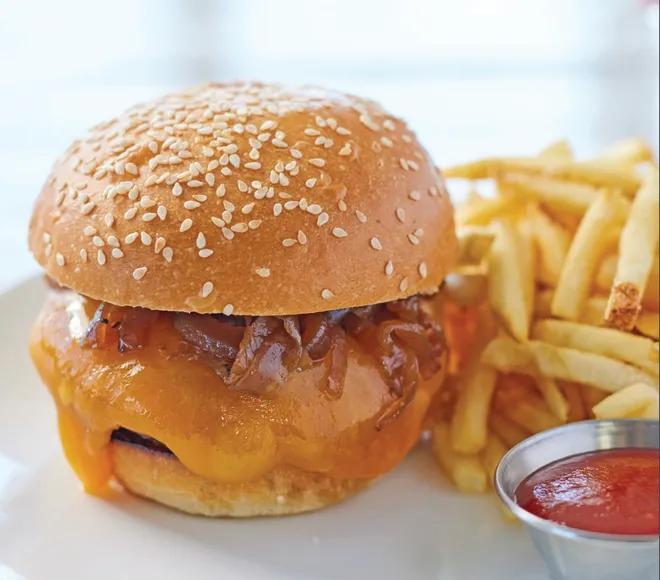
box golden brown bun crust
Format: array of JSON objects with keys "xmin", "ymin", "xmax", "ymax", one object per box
[
  {"xmin": 29, "ymin": 82, "xmax": 457, "ymax": 315},
  {"xmin": 111, "ymin": 442, "xmax": 371, "ymax": 517}
]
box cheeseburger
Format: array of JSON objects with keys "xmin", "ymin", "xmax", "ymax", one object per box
[{"xmin": 29, "ymin": 82, "xmax": 458, "ymax": 516}]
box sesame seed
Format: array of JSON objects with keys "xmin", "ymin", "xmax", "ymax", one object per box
[
  {"xmin": 248, "ymin": 220, "xmax": 262, "ymax": 229},
  {"xmin": 188, "ymin": 180, "xmax": 204, "ymax": 188},
  {"xmin": 338, "ymin": 144, "xmax": 351, "ymax": 156},
  {"xmin": 142, "ymin": 212, "xmax": 157, "ymax": 222},
  {"xmin": 199, "ymin": 249, "xmax": 214, "ymax": 258},
  {"xmin": 184, "ymin": 201, "xmax": 200, "ymax": 210},
  {"xmin": 111, "ymin": 248, "xmax": 124, "ymax": 259},
  {"xmin": 205, "ymin": 173, "xmax": 215, "ymax": 186},
  {"xmin": 383, "ymin": 119, "xmax": 396, "ymax": 131},
  {"xmin": 255, "ymin": 268, "xmax": 270, "ymax": 278},
  {"xmin": 80, "ymin": 249, "xmax": 88, "ymax": 262},
  {"xmin": 414, "ymin": 227, "xmax": 424, "ymax": 237},
  {"xmin": 380, "ymin": 137, "xmax": 393, "ymax": 148},
  {"xmin": 273, "ymin": 203, "xmax": 283, "ymax": 216},
  {"xmin": 201, "ymin": 282, "xmax": 214, "ymax": 298},
  {"xmin": 196, "ymin": 232, "xmax": 206, "ymax": 249},
  {"xmin": 272, "ymin": 139, "xmax": 288, "ymax": 148},
  {"xmin": 133, "ymin": 267, "xmax": 147, "ymax": 280},
  {"xmin": 298, "ymin": 230, "xmax": 308, "ymax": 244},
  {"xmin": 408, "ymin": 234, "xmax": 420, "ymax": 245},
  {"xmin": 321, "ymin": 289, "xmax": 334, "ymax": 300},
  {"xmin": 408, "ymin": 160, "xmax": 420, "ymax": 171},
  {"xmin": 370, "ymin": 237, "xmax": 383, "ymax": 251},
  {"xmin": 55, "ymin": 253, "xmax": 65, "ymax": 266},
  {"xmin": 282, "ymin": 238, "xmax": 297, "ymax": 247},
  {"xmin": 355, "ymin": 210, "xmax": 367, "ymax": 223},
  {"xmin": 284, "ymin": 201, "xmax": 299, "ymax": 210},
  {"xmin": 309, "ymin": 158, "xmax": 325, "ymax": 168},
  {"xmin": 419, "ymin": 262, "xmax": 428, "ymax": 278},
  {"xmin": 221, "ymin": 167, "xmax": 232, "ymax": 176},
  {"xmin": 222, "ymin": 210, "xmax": 233, "ymax": 223},
  {"xmin": 211, "ymin": 216, "xmax": 225, "ymax": 228},
  {"xmin": 314, "ymin": 136, "xmax": 326, "ymax": 146},
  {"xmin": 106, "ymin": 235, "xmax": 119, "ymax": 247},
  {"xmin": 338, "ymin": 200, "xmax": 347, "ymax": 212},
  {"xmin": 307, "ymin": 204, "xmax": 322, "ymax": 215},
  {"xmin": 43, "ymin": 232, "xmax": 51, "ymax": 244},
  {"xmin": 399, "ymin": 278, "xmax": 409, "ymax": 292},
  {"xmin": 81, "ymin": 202, "xmax": 95, "ymax": 215},
  {"xmin": 140, "ymin": 196, "xmax": 156, "ymax": 208},
  {"xmin": 92, "ymin": 236, "xmax": 105, "ymax": 247},
  {"xmin": 125, "ymin": 207, "xmax": 138, "ymax": 220},
  {"xmin": 315, "ymin": 116, "xmax": 327, "ymax": 128},
  {"xmin": 216, "ymin": 184, "xmax": 226, "ymax": 196},
  {"xmin": 299, "ymin": 198, "xmax": 309, "ymax": 211},
  {"xmin": 125, "ymin": 232, "xmax": 138, "ymax": 244},
  {"xmin": 141, "ymin": 232, "xmax": 152, "ymax": 245},
  {"xmin": 223, "ymin": 304, "xmax": 234, "ymax": 316},
  {"xmin": 154, "ymin": 237, "xmax": 166, "ymax": 253},
  {"xmin": 97, "ymin": 249, "xmax": 107, "ymax": 265},
  {"xmin": 222, "ymin": 227, "xmax": 234, "ymax": 240},
  {"xmin": 260, "ymin": 120, "xmax": 276, "ymax": 131},
  {"xmin": 144, "ymin": 175, "xmax": 158, "ymax": 187},
  {"xmin": 290, "ymin": 149, "xmax": 302, "ymax": 159},
  {"xmin": 305, "ymin": 178, "xmax": 317, "ymax": 188},
  {"xmin": 399, "ymin": 159, "xmax": 409, "ymax": 171},
  {"xmin": 317, "ymin": 212, "xmax": 329, "ymax": 226},
  {"xmin": 409, "ymin": 190, "xmax": 421, "ymax": 201},
  {"xmin": 305, "ymin": 128, "xmax": 320, "ymax": 136},
  {"xmin": 269, "ymin": 170, "xmax": 279, "ymax": 184},
  {"xmin": 231, "ymin": 223, "xmax": 248, "ymax": 233},
  {"xmin": 179, "ymin": 218, "xmax": 193, "ymax": 233},
  {"xmin": 163, "ymin": 247, "xmax": 174, "ymax": 262},
  {"xmin": 385, "ymin": 260, "xmax": 394, "ymax": 276},
  {"xmin": 125, "ymin": 162, "xmax": 138, "ymax": 175},
  {"xmin": 332, "ymin": 227, "xmax": 347, "ymax": 238},
  {"xmin": 336, "ymin": 127, "xmax": 351, "ymax": 136},
  {"xmin": 45, "ymin": 244, "xmax": 52, "ymax": 257},
  {"xmin": 402, "ymin": 135, "xmax": 413, "ymax": 144},
  {"xmin": 84, "ymin": 226, "xmax": 97, "ymax": 236},
  {"xmin": 429, "ymin": 186, "xmax": 438, "ymax": 196}
]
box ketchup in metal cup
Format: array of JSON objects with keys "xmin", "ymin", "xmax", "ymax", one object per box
[{"xmin": 515, "ymin": 448, "xmax": 659, "ymax": 535}]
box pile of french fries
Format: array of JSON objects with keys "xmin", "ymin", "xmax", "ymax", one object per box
[{"xmin": 432, "ymin": 138, "xmax": 659, "ymax": 495}]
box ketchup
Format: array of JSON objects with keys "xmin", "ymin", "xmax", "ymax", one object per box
[{"xmin": 515, "ymin": 448, "xmax": 659, "ymax": 535}]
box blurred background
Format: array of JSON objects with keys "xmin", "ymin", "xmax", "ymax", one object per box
[{"xmin": 0, "ymin": 0, "xmax": 658, "ymax": 287}]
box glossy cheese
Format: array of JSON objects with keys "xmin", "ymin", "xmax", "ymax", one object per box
[{"xmin": 30, "ymin": 291, "xmax": 446, "ymax": 493}]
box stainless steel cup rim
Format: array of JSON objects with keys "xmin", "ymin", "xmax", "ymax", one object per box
[{"xmin": 494, "ymin": 419, "xmax": 660, "ymax": 544}]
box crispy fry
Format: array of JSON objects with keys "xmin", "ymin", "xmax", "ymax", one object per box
[
  {"xmin": 538, "ymin": 139, "xmax": 574, "ymax": 162},
  {"xmin": 481, "ymin": 336, "xmax": 658, "ymax": 392},
  {"xmin": 592, "ymin": 383, "xmax": 660, "ymax": 419},
  {"xmin": 499, "ymin": 174, "xmax": 596, "ymax": 217},
  {"xmin": 561, "ymin": 382, "xmax": 588, "ymax": 423},
  {"xmin": 456, "ymin": 226, "xmax": 496, "ymax": 265},
  {"xmin": 596, "ymin": 138, "xmax": 656, "ymax": 168},
  {"xmin": 552, "ymin": 190, "xmax": 628, "ymax": 321},
  {"xmin": 535, "ymin": 375, "xmax": 568, "ymax": 421},
  {"xmin": 495, "ymin": 384, "xmax": 562, "ymax": 433},
  {"xmin": 527, "ymin": 206, "xmax": 571, "ymax": 287},
  {"xmin": 596, "ymin": 254, "xmax": 659, "ymax": 311},
  {"xmin": 650, "ymin": 342, "xmax": 659, "ymax": 364},
  {"xmin": 445, "ymin": 157, "xmax": 640, "ymax": 196},
  {"xmin": 638, "ymin": 400, "xmax": 660, "ymax": 419},
  {"xmin": 456, "ymin": 194, "xmax": 521, "ymax": 227},
  {"xmin": 450, "ymin": 363, "xmax": 498, "ymax": 454},
  {"xmin": 535, "ymin": 289, "xmax": 609, "ymax": 325},
  {"xmin": 431, "ymin": 422, "xmax": 489, "ymax": 493},
  {"xmin": 636, "ymin": 312, "xmax": 659, "ymax": 340},
  {"xmin": 531, "ymin": 319, "xmax": 659, "ymax": 375},
  {"xmin": 605, "ymin": 167, "xmax": 660, "ymax": 330},
  {"xmin": 487, "ymin": 222, "xmax": 532, "ymax": 341},
  {"xmin": 481, "ymin": 433, "xmax": 508, "ymax": 486},
  {"xmin": 489, "ymin": 412, "xmax": 530, "ymax": 448},
  {"xmin": 581, "ymin": 385, "xmax": 609, "ymax": 418}
]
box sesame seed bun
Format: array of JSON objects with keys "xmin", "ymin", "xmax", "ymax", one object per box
[
  {"xmin": 28, "ymin": 82, "xmax": 457, "ymax": 315},
  {"xmin": 111, "ymin": 441, "xmax": 371, "ymax": 517}
]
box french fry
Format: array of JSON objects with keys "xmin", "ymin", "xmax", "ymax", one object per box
[
  {"xmin": 596, "ymin": 254, "xmax": 659, "ymax": 311},
  {"xmin": 579, "ymin": 295, "xmax": 609, "ymax": 326},
  {"xmin": 596, "ymin": 138, "xmax": 655, "ymax": 168},
  {"xmin": 561, "ymin": 382, "xmax": 588, "ymax": 423},
  {"xmin": 481, "ymin": 433, "xmax": 508, "ymax": 486},
  {"xmin": 636, "ymin": 312, "xmax": 659, "ymax": 340},
  {"xmin": 488, "ymin": 222, "xmax": 532, "ymax": 341},
  {"xmin": 605, "ymin": 167, "xmax": 660, "ymax": 330},
  {"xmin": 450, "ymin": 363, "xmax": 498, "ymax": 454},
  {"xmin": 481, "ymin": 336, "xmax": 658, "ymax": 392},
  {"xmin": 650, "ymin": 342, "xmax": 659, "ymax": 364},
  {"xmin": 638, "ymin": 401, "xmax": 660, "ymax": 419},
  {"xmin": 456, "ymin": 226, "xmax": 496, "ymax": 265},
  {"xmin": 445, "ymin": 157, "xmax": 641, "ymax": 196},
  {"xmin": 431, "ymin": 422, "xmax": 489, "ymax": 493},
  {"xmin": 531, "ymin": 319, "xmax": 659, "ymax": 375},
  {"xmin": 527, "ymin": 206, "xmax": 571, "ymax": 287},
  {"xmin": 552, "ymin": 190, "xmax": 628, "ymax": 321},
  {"xmin": 535, "ymin": 375, "xmax": 568, "ymax": 421},
  {"xmin": 538, "ymin": 139, "xmax": 574, "ymax": 163},
  {"xmin": 495, "ymin": 385, "xmax": 562, "ymax": 433},
  {"xmin": 456, "ymin": 194, "xmax": 521, "ymax": 226},
  {"xmin": 592, "ymin": 383, "xmax": 660, "ymax": 419},
  {"xmin": 499, "ymin": 174, "xmax": 596, "ymax": 217},
  {"xmin": 489, "ymin": 412, "xmax": 530, "ymax": 448},
  {"xmin": 580, "ymin": 385, "xmax": 609, "ymax": 418}
]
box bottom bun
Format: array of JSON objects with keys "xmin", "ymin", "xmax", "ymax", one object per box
[{"xmin": 111, "ymin": 442, "xmax": 373, "ymax": 517}]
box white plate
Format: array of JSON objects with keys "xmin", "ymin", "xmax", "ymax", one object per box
[{"xmin": 0, "ymin": 277, "xmax": 546, "ymax": 580}]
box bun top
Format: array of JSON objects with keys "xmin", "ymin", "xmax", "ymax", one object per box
[{"xmin": 29, "ymin": 82, "xmax": 457, "ymax": 314}]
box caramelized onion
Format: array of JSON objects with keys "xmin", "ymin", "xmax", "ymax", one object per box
[{"xmin": 173, "ymin": 314, "xmax": 244, "ymax": 364}]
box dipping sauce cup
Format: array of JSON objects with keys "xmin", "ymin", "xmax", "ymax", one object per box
[{"xmin": 495, "ymin": 419, "xmax": 659, "ymax": 580}]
